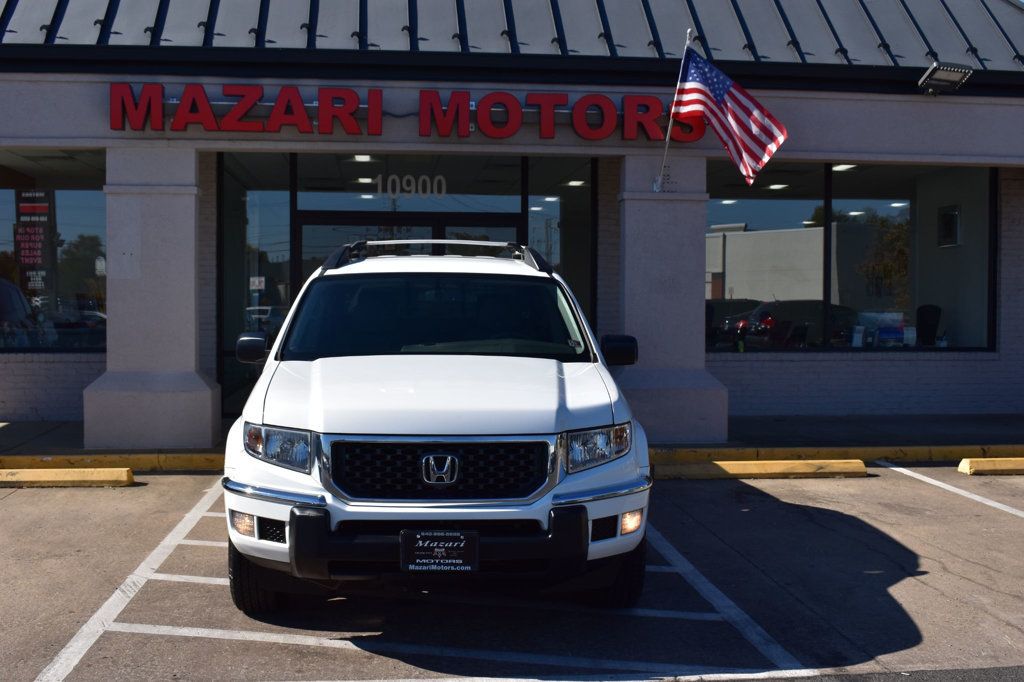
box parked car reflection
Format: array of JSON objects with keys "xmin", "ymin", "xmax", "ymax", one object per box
[{"xmin": 723, "ymin": 300, "xmax": 858, "ymax": 350}]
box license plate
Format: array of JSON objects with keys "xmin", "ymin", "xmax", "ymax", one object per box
[{"xmin": 400, "ymin": 530, "xmax": 479, "ymax": 573}]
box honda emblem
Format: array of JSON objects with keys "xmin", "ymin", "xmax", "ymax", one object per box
[{"xmin": 422, "ymin": 454, "xmax": 459, "ymax": 485}]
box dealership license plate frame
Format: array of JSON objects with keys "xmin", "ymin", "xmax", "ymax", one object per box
[{"xmin": 400, "ymin": 529, "xmax": 479, "ymax": 573}]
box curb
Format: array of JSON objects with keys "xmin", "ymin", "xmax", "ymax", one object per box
[
  {"xmin": 653, "ymin": 459, "xmax": 867, "ymax": 480},
  {"xmin": 0, "ymin": 467, "xmax": 135, "ymax": 488},
  {"xmin": 957, "ymin": 457, "xmax": 1024, "ymax": 475},
  {"xmin": 651, "ymin": 444, "xmax": 1023, "ymax": 465},
  {"xmin": 0, "ymin": 454, "xmax": 223, "ymax": 472}
]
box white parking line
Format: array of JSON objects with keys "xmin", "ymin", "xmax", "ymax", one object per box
[
  {"xmin": 877, "ymin": 460, "xmax": 1024, "ymax": 520},
  {"xmin": 34, "ymin": 484, "xmax": 223, "ymax": 682},
  {"xmin": 202, "ymin": 511, "xmax": 227, "ymax": 518},
  {"xmin": 646, "ymin": 525, "xmax": 805, "ymax": 671},
  {"xmin": 150, "ymin": 573, "xmax": 230, "ymax": 586},
  {"xmin": 105, "ymin": 621, "xmax": 768, "ymax": 677},
  {"xmin": 179, "ymin": 539, "xmax": 229, "ymax": 548}
]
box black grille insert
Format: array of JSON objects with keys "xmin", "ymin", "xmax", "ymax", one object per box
[
  {"xmin": 336, "ymin": 519, "xmax": 543, "ymax": 537},
  {"xmin": 330, "ymin": 440, "xmax": 550, "ymax": 500},
  {"xmin": 257, "ymin": 517, "xmax": 286, "ymax": 544}
]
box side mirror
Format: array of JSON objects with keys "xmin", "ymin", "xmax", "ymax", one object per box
[
  {"xmin": 600, "ymin": 334, "xmax": 638, "ymax": 366},
  {"xmin": 236, "ymin": 332, "xmax": 269, "ymax": 364}
]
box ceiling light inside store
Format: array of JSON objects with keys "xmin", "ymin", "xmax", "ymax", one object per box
[
  {"xmin": 530, "ymin": 206, "xmax": 543, "ymax": 211},
  {"xmin": 567, "ymin": 180, "xmax": 585, "ymax": 187},
  {"xmin": 891, "ymin": 202, "xmax": 909, "ymax": 207},
  {"xmin": 803, "ymin": 221, "xmax": 815, "ymax": 225},
  {"xmin": 544, "ymin": 196, "xmax": 559, "ymax": 202},
  {"xmin": 848, "ymin": 211, "xmax": 865, "ymax": 216},
  {"xmin": 721, "ymin": 200, "xmax": 738, "ymax": 205},
  {"xmin": 768, "ymin": 184, "xmax": 788, "ymax": 190},
  {"xmin": 357, "ymin": 177, "xmax": 373, "ymax": 184},
  {"xmin": 354, "ymin": 155, "xmax": 372, "ymax": 162},
  {"xmin": 832, "ymin": 164, "xmax": 856, "ymax": 172},
  {"xmin": 360, "ymin": 194, "xmax": 374, "ymax": 199}
]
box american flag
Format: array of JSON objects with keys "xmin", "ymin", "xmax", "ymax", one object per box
[{"xmin": 672, "ymin": 48, "xmax": 787, "ymax": 185}]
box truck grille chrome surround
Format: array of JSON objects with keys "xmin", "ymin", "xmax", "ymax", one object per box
[{"xmin": 317, "ymin": 434, "xmax": 563, "ymax": 507}]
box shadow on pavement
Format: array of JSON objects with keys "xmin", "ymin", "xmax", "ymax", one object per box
[
  {"xmin": 229, "ymin": 479, "xmax": 924, "ymax": 677},
  {"xmin": 651, "ymin": 478, "xmax": 924, "ymax": 669}
]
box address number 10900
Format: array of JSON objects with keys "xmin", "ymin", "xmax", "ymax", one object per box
[{"xmin": 373, "ymin": 174, "xmax": 447, "ymax": 199}]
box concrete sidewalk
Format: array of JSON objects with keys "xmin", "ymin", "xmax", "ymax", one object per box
[{"xmin": 2, "ymin": 415, "xmax": 1023, "ymax": 454}]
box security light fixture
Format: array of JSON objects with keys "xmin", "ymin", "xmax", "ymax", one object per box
[
  {"xmin": 918, "ymin": 62, "xmax": 973, "ymax": 95},
  {"xmin": 354, "ymin": 154, "xmax": 372, "ymax": 162},
  {"xmin": 768, "ymin": 184, "xmax": 788, "ymax": 190},
  {"xmin": 721, "ymin": 199, "xmax": 738, "ymax": 205},
  {"xmin": 567, "ymin": 180, "xmax": 585, "ymax": 187},
  {"xmin": 832, "ymin": 164, "xmax": 857, "ymax": 172}
]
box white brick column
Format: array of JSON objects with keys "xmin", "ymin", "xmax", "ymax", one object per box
[
  {"xmin": 614, "ymin": 154, "xmax": 727, "ymax": 443},
  {"xmin": 84, "ymin": 147, "xmax": 220, "ymax": 448}
]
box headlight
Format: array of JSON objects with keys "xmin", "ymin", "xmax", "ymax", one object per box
[
  {"xmin": 243, "ymin": 422, "xmax": 312, "ymax": 473},
  {"xmin": 562, "ymin": 422, "xmax": 632, "ymax": 473}
]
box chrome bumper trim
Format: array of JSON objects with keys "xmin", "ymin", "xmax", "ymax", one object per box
[
  {"xmin": 222, "ymin": 477, "xmax": 327, "ymax": 507},
  {"xmin": 551, "ymin": 476, "xmax": 653, "ymax": 506}
]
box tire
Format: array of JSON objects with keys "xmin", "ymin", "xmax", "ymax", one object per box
[
  {"xmin": 590, "ymin": 535, "xmax": 647, "ymax": 609},
  {"xmin": 228, "ymin": 542, "xmax": 280, "ymax": 616}
]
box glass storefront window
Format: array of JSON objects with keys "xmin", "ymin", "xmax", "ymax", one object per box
[
  {"xmin": 220, "ymin": 153, "xmax": 290, "ymax": 412},
  {"xmin": 832, "ymin": 165, "xmax": 991, "ymax": 350},
  {"xmin": 706, "ymin": 161, "xmax": 993, "ymax": 352},
  {"xmin": 221, "ymin": 152, "xmax": 595, "ymax": 414},
  {"xmin": 0, "ymin": 150, "xmax": 106, "ymax": 351},
  {"xmin": 706, "ymin": 162, "xmax": 826, "ymax": 351},
  {"xmin": 528, "ymin": 158, "xmax": 593, "ymax": 316},
  {"xmin": 298, "ymin": 154, "xmax": 521, "ymax": 213}
]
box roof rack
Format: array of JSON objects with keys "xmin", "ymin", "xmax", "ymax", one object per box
[{"xmin": 320, "ymin": 239, "xmax": 554, "ymax": 274}]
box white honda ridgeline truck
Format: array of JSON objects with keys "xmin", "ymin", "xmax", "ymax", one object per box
[{"xmin": 223, "ymin": 239, "xmax": 651, "ymax": 614}]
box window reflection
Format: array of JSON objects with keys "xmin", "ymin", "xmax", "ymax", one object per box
[{"xmin": 0, "ymin": 149, "xmax": 106, "ymax": 351}]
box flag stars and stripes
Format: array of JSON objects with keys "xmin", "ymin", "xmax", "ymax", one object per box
[{"xmin": 671, "ymin": 48, "xmax": 787, "ymax": 186}]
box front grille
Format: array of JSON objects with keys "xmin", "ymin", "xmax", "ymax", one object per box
[{"xmin": 330, "ymin": 440, "xmax": 550, "ymax": 500}]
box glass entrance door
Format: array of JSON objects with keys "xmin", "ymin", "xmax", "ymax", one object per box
[{"xmin": 301, "ymin": 224, "xmax": 432, "ymax": 279}]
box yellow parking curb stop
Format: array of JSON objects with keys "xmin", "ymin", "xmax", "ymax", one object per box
[
  {"xmin": 0, "ymin": 454, "xmax": 222, "ymax": 472},
  {"xmin": 653, "ymin": 459, "xmax": 866, "ymax": 480},
  {"xmin": 0, "ymin": 468, "xmax": 135, "ymax": 488},
  {"xmin": 957, "ymin": 457, "xmax": 1024, "ymax": 475}
]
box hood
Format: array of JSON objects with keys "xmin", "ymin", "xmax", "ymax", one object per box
[{"xmin": 259, "ymin": 355, "xmax": 614, "ymax": 435}]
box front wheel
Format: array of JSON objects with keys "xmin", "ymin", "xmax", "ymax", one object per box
[
  {"xmin": 228, "ymin": 542, "xmax": 280, "ymax": 616},
  {"xmin": 590, "ymin": 535, "xmax": 647, "ymax": 609}
]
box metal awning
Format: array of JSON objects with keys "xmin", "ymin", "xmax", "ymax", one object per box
[{"xmin": 0, "ymin": 0, "xmax": 1021, "ymax": 72}]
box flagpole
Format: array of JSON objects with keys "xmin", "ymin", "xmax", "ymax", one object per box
[{"xmin": 654, "ymin": 29, "xmax": 692, "ymax": 192}]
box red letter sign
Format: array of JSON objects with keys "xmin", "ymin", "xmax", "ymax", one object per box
[
  {"xmin": 110, "ymin": 83, "xmax": 164, "ymax": 131},
  {"xmin": 622, "ymin": 95, "xmax": 664, "ymax": 141},
  {"xmin": 571, "ymin": 95, "xmax": 617, "ymax": 141},
  {"xmin": 267, "ymin": 87, "xmax": 313, "ymax": 133},
  {"xmin": 476, "ymin": 92, "xmax": 523, "ymax": 139},
  {"xmin": 318, "ymin": 87, "xmax": 362, "ymax": 135},
  {"xmin": 171, "ymin": 84, "xmax": 219, "ymax": 131},
  {"xmin": 419, "ymin": 90, "xmax": 470, "ymax": 138},
  {"xmin": 526, "ymin": 93, "xmax": 568, "ymax": 139},
  {"xmin": 220, "ymin": 85, "xmax": 264, "ymax": 132}
]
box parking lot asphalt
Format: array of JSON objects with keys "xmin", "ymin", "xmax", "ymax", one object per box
[{"xmin": 2, "ymin": 464, "xmax": 1022, "ymax": 681}]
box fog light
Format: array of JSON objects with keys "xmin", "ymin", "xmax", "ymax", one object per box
[
  {"xmin": 230, "ymin": 510, "xmax": 255, "ymax": 537},
  {"xmin": 620, "ymin": 509, "xmax": 644, "ymax": 535}
]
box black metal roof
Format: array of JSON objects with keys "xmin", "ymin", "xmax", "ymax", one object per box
[{"xmin": 1, "ymin": 1, "xmax": 1023, "ymax": 92}]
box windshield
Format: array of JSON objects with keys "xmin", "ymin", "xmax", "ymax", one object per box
[{"xmin": 281, "ymin": 273, "xmax": 591, "ymax": 363}]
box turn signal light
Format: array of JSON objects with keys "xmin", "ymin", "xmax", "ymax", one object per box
[
  {"xmin": 621, "ymin": 509, "xmax": 644, "ymax": 535},
  {"xmin": 230, "ymin": 510, "xmax": 256, "ymax": 537}
]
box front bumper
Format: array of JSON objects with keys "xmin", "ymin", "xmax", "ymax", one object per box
[{"xmin": 222, "ymin": 474, "xmax": 651, "ymax": 581}]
